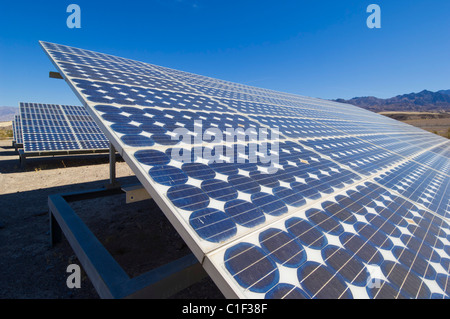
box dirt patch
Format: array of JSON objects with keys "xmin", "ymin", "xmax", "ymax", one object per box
[
  {"xmin": 402, "ymin": 118, "xmax": 450, "ymax": 138},
  {"xmin": 0, "ymin": 121, "xmax": 13, "ymax": 128},
  {"xmin": 0, "ymin": 139, "xmax": 224, "ymax": 299},
  {"xmin": 0, "ymin": 122, "xmax": 13, "ymax": 140},
  {"xmin": 379, "ymin": 112, "xmax": 450, "ymax": 138}
]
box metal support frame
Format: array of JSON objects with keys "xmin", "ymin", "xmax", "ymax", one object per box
[
  {"xmin": 106, "ymin": 142, "xmax": 120, "ymax": 189},
  {"xmin": 19, "ymin": 149, "xmax": 26, "ymax": 168},
  {"xmin": 122, "ymin": 184, "xmax": 152, "ymax": 204},
  {"xmin": 15, "ymin": 143, "xmax": 23, "ymax": 153},
  {"xmin": 18, "ymin": 148, "xmax": 109, "ymax": 168},
  {"xmin": 49, "ymin": 71, "xmax": 64, "ymax": 79},
  {"xmin": 12, "ymin": 141, "xmax": 23, "ymax": 153},
  {"xmin": 48, "ymin": 187, "xmax": 208, "ymax": 299}
]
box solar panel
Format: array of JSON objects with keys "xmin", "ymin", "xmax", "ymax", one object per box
[
  {"xmin": 19, "ymin": 102, "xmax": 109, "ymax": 153},
  {"xmin": 40, "ymin": 41, "xmax": 450, "ymax": 299},
  {"xmin": 12, "ymin": 116, "xmax": 15, "ymax": 142},
  {"xmin": 13, "ymin": 114, "xmax": 23, "ymax": 145}
]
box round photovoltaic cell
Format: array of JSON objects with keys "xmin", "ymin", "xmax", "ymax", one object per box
[
  {"xmin": 335, "ymin": 195, "xmax": 368, "ymax": 215},
  {"xmin": 354, "ymin": 222, "xmax": 394, "ymax": 250},
  {"xmin": 149, "ymin": 165, "xmax": 188, "ymax": 186},
  {"xmin": 249, "ymin": 171, "xmax": 280, "ymax": 188},
  {"xmin": 128, "ymin": 114, "xmax": 155, "ymax": 124},
  {"xmin": 283, "ymin": 165, "xmax": 309, "ymax": 180},
  {"xmin": 140, "ymin": 123, "xmax": 167, "ymax": 135},
  {"xmin": 374, "ymin": 206, "xmax": 408, "ymax": 227},
  {"xmin": 209, "ymin": 162, "xmax": 240, "ymax": 176},
  {"xmin": 151, "ymin": 133, "xmax": 181, "ymax": 145},
  {"xmin": 391, "ymin": 246, "xmax": 437, "ymax": 280},
  {"xmin": 134, "ymin": 149, "xmax": 170, "ymax": 166},
  {"xmin": 251, "ymin": 192, "xmax": 288, "ymax": 216},
  {"xmin": 408, "ymin": 224, "xmax": 444, "ymax": 249},
  {"xmin": 227, "ymin": 175, "xmax": 261, "ymax": 194},
  {"xmin": 306, "ymin": 208, "xmax": 344, "ymax": 236},
  {"xmin": 321, "ymin": 201, "xmax": 357, "ymax": 224},
  {"xmin": 304, "ymin": 177, "xmax": 333, "ymax": 194},
  {"xmin": 189, "ymin": 208, "xmax": 237, "ymax": 243},
  {"xmin": 274, "ymin": 168, "xmax": 296, "ymax": 183},
  {"xmin": 166, "ymin": 147, "xmax": 198, "ymax": 164},
  {"xmin": 201, "ymin": 179, "xmax": 238, "ymax": 202},
  {"xmin": 380, "ymin": 261, "xmax": 431, "ymax": 299},
  {"xmin": 110, "ymin": 123, "xmax": 143, "ymax": 135},
  {"xmin": 321, "ymin": 174, "xmax": 345, "ymax": 189},
  {"xmin": 259, "ymin": 228, "xmax": 306, "ymax": 268},
  {"xmin": 436, "ymin": 273, "xmax": 450, "ymax": 296},
  {"xmin": 94, "ymin": 104, "xmax": 122, "ymax": 113},
  {"xmin": 365, "ymin": 213, "xmax": 402, "ymax": 238},
  {"xmin": 120, "ymin": 106, "xmax": 146, "ymax": 115},
  {"xmin": 400, "ymin": 234, "xmax": 441, "ymax": 263},
  {"xmin": 224, "ymin": 243, "xmax": 279, "ymax": 293},
  {"xmin": 272, "ymin": 186, "xmax": 306, "ymax": 208},
  {"xmin": 181, "ymin": 163, "xmax": 216, "ymax": 181},
  {"xmin": 224, "ymin": 199, "xmax": 265, "ymax": 228},
  {"xmin": 101, "ymin": 113, "xmax": 131, "ymax": 124},
  {"xmin": 290, "ymin": 181, "xmax": 321, "ymax": 200},
  {"xmin": 321, "ymin": 245, "xmax": 369, "ymax": 287},
  {"xmin": 347, "ymin": 190, "xmax": 375, "ymax": 207},
  {"xmin": 143, "ymin": 108, "xmax": 166, "ymax": 118},
  {"xmin": 285, "ymin": 217, "xmax": 327, "ymax": 249},
  {"xmin": 167, "ymin": 184, "xmax": 210, "ymax": 211},
  {"xmin": 297, "ymin": 262, "xmax": 353, "ymax": 299},
  {"xmin": 121, "ymin": 135, "xmax": 155, "ymax": 147},
  {"xmin": 339, "ymin": 232, "xmax": 384, "ymax": 265}
]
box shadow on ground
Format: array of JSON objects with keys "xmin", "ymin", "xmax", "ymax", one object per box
[
  {"xmin": 0, "ymin": 152, "xmax": 118, "ymax": 174},
  {"xmin": 0, "ymin": 173, "xmax": 223, "ymax": 299}
]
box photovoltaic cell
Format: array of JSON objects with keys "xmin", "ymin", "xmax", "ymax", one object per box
[{"xmin": 40, "ymin": 41, "xmax": 450, "ymax": 299}]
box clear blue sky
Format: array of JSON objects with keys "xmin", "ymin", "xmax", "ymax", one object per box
[{"xmin": 1, "ymin": 1, "xmax": 449, "ymax": 107}]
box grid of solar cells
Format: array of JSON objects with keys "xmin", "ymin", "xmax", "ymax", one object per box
[
  {"xmin": 13, "ymin": 115, "xmax": 23, "ymax": 145},
  {"xmin": 12, "ymin": 118, "xmax": 15, "ymax": 141},
  {"xmin": 41, "ymin": 41, "xmax": 450, "ymax": 299},
  {"xmin": 20, "ymin": 102, "xmax": 109, "ymax": 153},
  {"xmin": 375, "ymin": 160, "xmax": 449, "ymax": 217},
  {"xmin": 429, "ymin": 144, "xmax": 450, "ymax": 158}
]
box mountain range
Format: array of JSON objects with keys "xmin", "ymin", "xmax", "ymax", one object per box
[
  {"xmin": 334, "ymin": 90, "xmax": 450, "ymax": 113},
  {"xmin": 0, "ymin": 106, "xmax": 18, "ymax": 122}
]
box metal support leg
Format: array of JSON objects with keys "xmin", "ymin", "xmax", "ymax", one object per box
[
  {"xmin": 50, "ymin": 210, "xmax": 62, "ymax": 246},
  {"xmin": 107, "ymin": 142, "xmax": 119, "ymax": 189},
  {"xmin": 19, "ymin": 149, "xmax": 26, "ymax": 169}
]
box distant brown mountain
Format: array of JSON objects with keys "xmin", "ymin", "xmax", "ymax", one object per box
[
  {"xmin": 0, "ymin": 106, "xmax": 18, "ymax": 122},
  {"xmin": 334, "ymin": 90, "xmax": 450, "ymax": 112}
]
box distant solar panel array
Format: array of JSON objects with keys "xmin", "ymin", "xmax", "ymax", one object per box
[
  {"xmin": 41, "ymin": 41, "xmax": 450, "ymax": 299},
  {"xmin": 18, "ymin": 102, "xmax": 109, "ymax": 154},
  {"xmin": 12, "ymin": 114, "xmax": 23, "ymax": 146}
]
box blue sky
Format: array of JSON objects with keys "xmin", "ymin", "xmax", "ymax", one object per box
[{"xmin": 1, "ymin": 1, "xmax": 449, "ymax": 107}]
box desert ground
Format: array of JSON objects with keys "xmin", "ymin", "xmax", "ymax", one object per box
[
  {"xmin": 0, "ymin": 138, "xmax": 224, "ymax": 299},
  {"xmin": 380, "ymin": 112, "xmax": 450, "ymax": 138}
]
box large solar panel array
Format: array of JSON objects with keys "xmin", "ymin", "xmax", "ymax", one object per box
[
  {"xmin": 41, "ymin": 41, "xmax": 450, "ymax": 299},
  {"xmin": 12, "ymin": 114, "xmax": 23, "ymax": 145},
  {"xmin": 19, "ymin": 102, "xmax": 109, "ymax": 153}
]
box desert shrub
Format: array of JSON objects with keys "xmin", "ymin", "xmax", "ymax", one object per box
[{"xmin": 0, "ymin": 128, "xmax": 13, "ymax": 139}]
